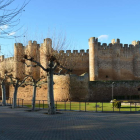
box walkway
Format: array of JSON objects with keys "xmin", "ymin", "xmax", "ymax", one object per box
[{"xmin": 0, "ymin": 106, "xmax": 140, "ymax": 140}]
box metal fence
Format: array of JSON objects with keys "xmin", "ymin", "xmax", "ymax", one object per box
[
  {"xmin": 54, "ymin": 101, "xmax": 140, "ymax": 113},
  {"xmin": 1, "ymin": 98, "xmax": 140, "ymax": 113}
]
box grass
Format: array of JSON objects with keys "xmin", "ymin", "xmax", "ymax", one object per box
[{"xmin": 24, "ymin": 102, "xmax": 140, "ymax": 112}]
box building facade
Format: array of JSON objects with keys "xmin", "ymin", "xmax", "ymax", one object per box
[{"xmin": 0, "ymin": 37, "xmax": 140, "ymax": 101}]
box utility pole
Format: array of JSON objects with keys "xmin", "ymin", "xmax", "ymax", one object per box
[{"xmin": 112, "ymin": 82, "xmax": 114, "ymax": 100}]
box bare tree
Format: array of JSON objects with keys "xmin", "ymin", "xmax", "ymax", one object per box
[
  {"xmin": 22, "ymin": 36, "xmax": 75, "ymax": 115},
  {"xmin": 22, "ymin": 55, "xmax": 57, "ymax": 114},
  {"xmin": 0, "ymin": 63, "xmax": 13, "ymax": 106},
  {"xmin": 31, "ymin": 77, "xmax": 47, "ymax": 111},
  {"xmin": 23, "ymin": 72, "xmax": 47, "ymax": 111},
  {"xmin": 0, "ymin": 0, "xmax": 30, "ymax": 39},
  {"xmin": 0, "ymin": 75, "xmax": 6, "ymax": 106},
  {"xmin": 6, "ymin": 74, "xmax": 29, "ymax": 108}
]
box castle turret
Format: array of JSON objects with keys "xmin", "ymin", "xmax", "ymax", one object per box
[
  {"xmin": 40, "ymin": 38, "xmax": 52, "ymax": 77},
  {"xmin": 133, "ymin": 41, "xmax": 140, "ymax": 78},
  {"xmin": 112, "ymin": 39, "xmax": 121, "ymax": 80},
  {"xmin": 25, "ymin": 40, "xmax": 40, "ymax": 79},
  {"xmin": 88, "ymin": 37, "xmax": 98, "ymax": 81},
  {"xmin": 14, "ymin": 43, "xmax": 25, "ymax": 80}
]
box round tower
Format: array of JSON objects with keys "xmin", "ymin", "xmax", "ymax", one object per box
[
  {"xmin": 133, "ymin": 41, "xmax": 140, "ymax": 79},
  {"xmin": 88, "ymin": 37, "xmax": 98, "ymax": 81},
  {"xmin": 14, "ymin": 43, "xmax": 25, "ymax": 80}
]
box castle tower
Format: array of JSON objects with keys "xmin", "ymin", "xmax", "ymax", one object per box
[
  {"xmin": 112, "ymin": 39, "xmax": 121, "ymax": 80},
  {"xmin": 40, "ymin": 38, "xmax": 52, "ymax": 77},
  {"xmin": 133, "ymin": 41, "xmax": 140, "ymax": 78},
  {"xmin": 14, "ymin": 43, "xmax": 25, "ymax": 80},
  {"xmin": 88, "ymin": 37, "xmax": 98, "ymax": 81},
  {"xmin": 25, "ymin": 40, "xmax": 40, "ymax": 79}
]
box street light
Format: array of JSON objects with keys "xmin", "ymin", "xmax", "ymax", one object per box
[{"xmin": 112, "ymin": 82, "xmax": 115, "ymax": 100}]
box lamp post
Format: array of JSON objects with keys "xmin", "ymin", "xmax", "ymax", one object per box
[{"xmin": 112, "ymin": 82, "xmax": 114, "ymax": 100}]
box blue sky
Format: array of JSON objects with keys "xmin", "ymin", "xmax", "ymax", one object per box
[{"xmin": 1, "ymin": 0, "xmax": 140, "ymax": 57}]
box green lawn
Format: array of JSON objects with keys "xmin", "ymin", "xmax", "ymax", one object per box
[{"xmin": 25, "ymin": 102, "xmax": 140, "ymax": 112}]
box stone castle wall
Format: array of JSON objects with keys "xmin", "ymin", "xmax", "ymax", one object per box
[
  {"xmin": 89, "ymin": 37, "xmax": 140, "ymax": 81},
  {"xmin": 7, "ymin": 73, "xmax": 89, "ymax": 101},
  {"xmin": 0, "ymin": 38, "xmax": 89, "ymax": 79},
  {"xmin": 0, "ymin": 56, "xmax": 14, "ymax": 77},
  {"xmin": 7, "ymin": 75, "xmax": 140, "ymax": 102},
  {"xmin": 89, "ymin": 81, "xmax": 140, "ymax": 101},
  {"xmin": 1, "ymin": 37, "xmax": 140, "ymax": 102},
  {"xmin": 2, "ymin": 37, "xmax": 140, "ymax": 81},
  {"xmin": 69, "ymin": 73, "xmax": 89, "ymax": 101}
]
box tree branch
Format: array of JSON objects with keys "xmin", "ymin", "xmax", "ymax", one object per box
[
  {"xmin": 52, "ymin": 62, "xmax": 57, "ymax": 70},
  {"xmin": 18, "ymin": 76, "xmax": 30, "ymax": 87},
  {"xmin": 24, "ymin": 57, "xmax": 49, "ymax": 72},
  {"xmin": 58, "ymin": 65, "xmax": 72, "ymax": 74},
  {"xmin": 37, "ymin": 81, "xmax": 47, "ymax": 87}
]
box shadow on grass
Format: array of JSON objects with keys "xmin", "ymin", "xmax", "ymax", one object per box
[{"xmin": 121, "ymin": 107, "xmax": 140, "ymax": 108}]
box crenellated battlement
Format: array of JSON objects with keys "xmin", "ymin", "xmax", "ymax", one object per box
[
  {"xmin": 14, "ymin": 43, "xmax": 24, "ymax": 48},
  {"xmin": 89, "ymin": 37, "xmax": 140, "ymax": 55},
  {"xmin": 111, "ymin": 38, "xmax": 120, "ymax": 44},
  {"xmin": 0, "ymin": 56, "xmax": 14, "ymax": 63},
  {"xmin": 57, "ymin": 49, "xmax": 89, "ymax": 56},
  {"xmin": 14, "ymin": 39, "xmax": 89, "ymax": 59},
  {"xmin": 4, "ymin": 57, "xmax": 14, "ymax": 61},
  {"xmin": 88, "ymin": 37, "xmax": 98, "ymax": 43}
]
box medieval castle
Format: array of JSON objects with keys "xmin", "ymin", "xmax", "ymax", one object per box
[{"xmin": 0, "ymin": 37, "xmax": 140, "ymax": 101}]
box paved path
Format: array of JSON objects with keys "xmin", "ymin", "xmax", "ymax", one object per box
[{"xmin": 0, "ymin": 106, "xmax": 140, "ymax": 140}]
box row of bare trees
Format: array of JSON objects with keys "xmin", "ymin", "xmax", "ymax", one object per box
[
  {"xmin": 0, "ymin": 37, "xmax": 75, "ymax": 115},
  {"xmin": 21, "ymin": 37, "xmax": 74, "ymax": 114}
]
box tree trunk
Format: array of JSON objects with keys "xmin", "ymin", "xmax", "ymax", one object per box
[
  {"xmin": 47, "ymin": 61, "xmax": 56, "ymax": 114},
  {"xmin": 12, "ymin": 81, "xmax": 19, "ymax": 108},
  {"xmin": 32, "ymin": 83, "xmax": 37, "ymax": 111},
  {"xmin": 1, "ymin": 81, "xmax": 6, "ymax": 106}
]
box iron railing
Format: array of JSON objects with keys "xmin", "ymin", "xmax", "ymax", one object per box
[{"xmin": 0, "ymin": 99, "xmax": 140, "ymax": 113}]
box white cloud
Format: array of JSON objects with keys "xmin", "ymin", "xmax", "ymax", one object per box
[
  {"xmin": 8, "ymin": 32, "xmax": 16, "ymax": 36},
  {"xmin": 0, "ymin": 25, "xmax": 8, "ymax": 30},
  {"xmin": 98, "ymin": 35, "xmax": 109, "ymax": 41}
]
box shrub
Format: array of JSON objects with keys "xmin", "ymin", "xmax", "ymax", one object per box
[{"xmin": 112, "ymin": 99, "xmax": 121, "ymax": 108}]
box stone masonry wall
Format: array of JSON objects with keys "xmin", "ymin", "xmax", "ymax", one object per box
[
  {"xmin": 69, "ymin": 73, "xmax": 89, "ymax": 101},
  {"xmin": 89, "ymin": 37, "xmax": 140, "ymax": 81},
  {"xmin": 7, "ymin": 78, "xmax": 140, "ymax": 102},
  {"xmin": 8, "ymin": 74, "xmax": 89, "ymax": 101},
  {"xmin": 0, "ymin": 38, "xmax": 89, "ymax": 80},
  {"xmin": 89, "ymin": 81, "xmax": 140, "ymax": 101}
]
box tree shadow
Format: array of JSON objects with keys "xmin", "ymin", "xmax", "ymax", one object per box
[
  {"xmin": 25, "ymin": 109, "xmax": 41, "ymax": 112},
  {"xmin": 121, "ymin": 107, "xmax": 140, "ymax": 108}
]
